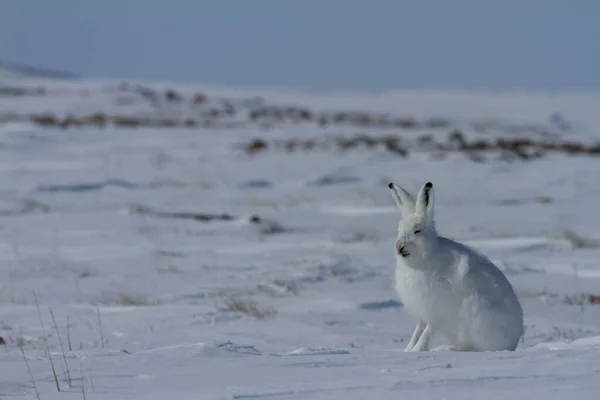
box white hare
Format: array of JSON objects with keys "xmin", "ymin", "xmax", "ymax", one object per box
[{"xmin": 388, "ymin": 181, "xmax": 524, "ymax": 352}]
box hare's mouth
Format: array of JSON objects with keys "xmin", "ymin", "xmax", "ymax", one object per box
[{"xmin": 398, "ymin": 246, "xmax": 410, "ymax": 257}]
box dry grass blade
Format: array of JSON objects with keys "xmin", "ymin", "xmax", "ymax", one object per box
[
  {"xmin": 79, "ymin": 359, "xmax": 87, "ymax": 400},
  {"xmin": 33, "ymin": 291, "xmax": 60, "ymax": 392},
  {"xmin": 18, "ymin": 327, "xmax": 40, "ymax": 400},
  {"xmin": 96, "ymin": 307, "xmax": 105, "ymax": 349},
  {"xmin": 49, "ymin": 308, "xmax": 71, "ymax": 387},
  {"xmin": 66, "ymin": 316, "xmax": 72, "ymax": 352}
]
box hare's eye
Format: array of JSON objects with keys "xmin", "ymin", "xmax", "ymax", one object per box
[{"xmin": 414, "ymin": 229, "xmax": 422, "ymax": 234}]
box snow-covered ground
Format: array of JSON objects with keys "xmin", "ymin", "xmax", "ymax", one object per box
[{"xmin": 1, "ymin": 75, "xmax": 600, "ymax": 399}]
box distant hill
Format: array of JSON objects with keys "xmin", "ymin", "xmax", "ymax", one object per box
[{"xmin": 0, "ymin": 59, "xmax": 78, "ymax": 80}]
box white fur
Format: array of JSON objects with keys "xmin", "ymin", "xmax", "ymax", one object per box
[{"xmin": 388, "ymin": 181, "xmax": 524, "ymax": 352}]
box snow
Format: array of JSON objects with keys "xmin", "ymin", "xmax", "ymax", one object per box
[{"xmin": 1, "ymin": 75, "xmax": 600, "ymax": 399}]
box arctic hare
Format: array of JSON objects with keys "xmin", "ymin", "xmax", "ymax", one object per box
[{"xmin": 388, "ymin": 181, "xmax": 524, "ymax": 352}]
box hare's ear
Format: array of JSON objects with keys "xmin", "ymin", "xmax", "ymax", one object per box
[
  {"xmin": 388, "ymin": 182, "xmax": 415, "ymax": 214},
  {"xmin": 415, "ymin": 182, "xmax": 434, "ymax": 218}
]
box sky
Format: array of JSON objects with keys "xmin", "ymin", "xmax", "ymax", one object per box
[{"xmin": 1, "ymin": 1, "xmax": 599, "ymax": 91}]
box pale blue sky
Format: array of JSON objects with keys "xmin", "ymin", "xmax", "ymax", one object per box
[{"xmin": 1, "ymin": 1, "xmax": 599, "ymax": 91}]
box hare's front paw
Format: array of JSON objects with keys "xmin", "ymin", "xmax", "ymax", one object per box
[{"xmin": 404, "ymin": 321, "xmax": 426, "ymax": 352}]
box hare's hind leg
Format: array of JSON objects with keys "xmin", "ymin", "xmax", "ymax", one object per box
[
  {"xmin": 404, "ymin": 320, "xmax": 426, "ymax": 352},
  {"xmin": 409, "ymin": 323, "xmax": 434, "ymax": 352}
]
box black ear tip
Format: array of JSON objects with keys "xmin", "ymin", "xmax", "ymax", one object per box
[
  {"xmin": 388, "ymin": 183, "xmax": 394, "ymax": 189},
  {"xmin": 425, "ymin": 182, "xmax": 433, "ymax": 188}
]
